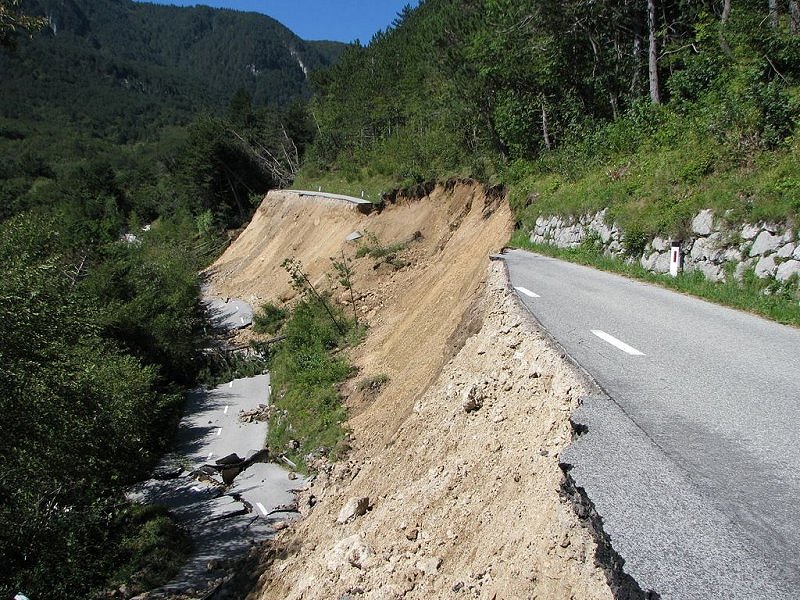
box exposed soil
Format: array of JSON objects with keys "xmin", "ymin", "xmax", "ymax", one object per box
[{"xmin": 205, "ymin": 183, "xmax": 614, "ymax": 599}]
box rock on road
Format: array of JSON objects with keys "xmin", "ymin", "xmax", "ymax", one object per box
[{"xmin": 503, "ymin": 249, "xmax": 800, "ymax": 599}]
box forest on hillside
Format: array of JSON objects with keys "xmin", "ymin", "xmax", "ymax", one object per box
[
  {"xmin": 0, "ymin": 1, "xmax": 327, "ymax": 597},
  {"xmin": 302, "ymin": 0, "xmax": 799, "ymax": 237}
]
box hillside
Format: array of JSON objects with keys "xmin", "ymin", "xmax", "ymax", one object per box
[
  {"xmin": 2, "ymin": 0, "xmax": 344, "ymax": 142},
  {"xmin": 202, "ymin": 185, "xmax": 625, "ymax": 599},
  {"xmin": 299, "ymin": 0, "xmax": 800, "ymax": 236}
]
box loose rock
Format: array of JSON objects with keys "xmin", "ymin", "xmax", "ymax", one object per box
[
  {"xmin": 462, "ymin": 383, "xmax": 485, "ymax": 413},
  {"xmin": 337, "ymin": 497, "xmax": 370, "ymax": 524},
  {"xmin": 415, "ymin": 556, "xmax": 442, "ymax": 576}
]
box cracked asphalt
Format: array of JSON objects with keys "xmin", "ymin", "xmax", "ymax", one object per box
[{"xmin": 128, "ymin": 375, "xmax": 305, "ymax": 596}]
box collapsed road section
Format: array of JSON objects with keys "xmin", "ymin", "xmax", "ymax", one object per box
[{"xmin": 128, "ymin": 376, "xmax": 306, "ymax": 597}]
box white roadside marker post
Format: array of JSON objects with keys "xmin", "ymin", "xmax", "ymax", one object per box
[{"xmin": 670, "ymin": 241, "xmax": 682, "ymax": 277}]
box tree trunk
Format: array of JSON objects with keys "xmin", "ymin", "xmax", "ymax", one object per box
[
  {"xmin": 791, "ymin": 0, "xmax": 799, "ymax": 33},
  {"xmin": 541, "ymin": 102, "xmax": 552, "ymax": 150},
  {"xmin": 719, "ymin": 0, "xmax": 733, "ymax": 56},
  {"xmin": 648, "ymin": 0, "xmax": 661, "ymax": 104},
  {"xmin": 609, "ymin": 93, "xmax": 619, "ymax": 120},
  {"xmin": 768, "ymin": 0, "xmax": 779, "ymax": 28},
  {"xmin": 631, "ymin": 35, "xmax": 642, "ymax": 93}
]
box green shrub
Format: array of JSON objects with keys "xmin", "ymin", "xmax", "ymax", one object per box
[
  {"xmin": 253, "ymin": 302, "xmax": 288, "ymax": 335},
  {"xmin": 267, "ymin": 300, "xmax": 359, "ymax": 471}
]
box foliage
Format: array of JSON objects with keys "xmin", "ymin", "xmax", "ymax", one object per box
[
  {"xmin": 253, "ymin": 302, "xmax": 289, "ymax": 335},
  {"xmin": 357, "ymin": 373, "xmax": 390, "ymax": 394},
  {"xmin": 331, "ymin": 251, "xmax": 359, "ymax": 323},
  {"xmin": 300, "ymin": 0, "xmax": 800, "ymax": 234},
  {"xmin": 267, "ymin": 299, "xmax": 357, "ymax": 471},
  {"xmin": 106, "ymin": 504, "xmax": 192, "ymax": 595},
  {"xmin": 0, "ymin": 212, "xmax": 199, "ymax": 597},
  {"xmin": 0, "ymin": 0, "xmax": 46, "ymax": 48},
  {"xmin": 0, "ymin": 2, "xmax": 345, "ymax": 597},
  {"xmin": 355, "ymin": 231, "xmax": 409, "ymax": 269}
]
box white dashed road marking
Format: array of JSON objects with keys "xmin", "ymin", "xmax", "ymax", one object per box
[
  {"xmin": 256, "ymin": 502, "xmax": 268, "ymax": 516},
  {"xmin": 514, "ymin": 286, "xmax": 540, "ymax": 298},
  {"xmin": 591, "ymin": 329, "xmax": 645, "ymax": 356},
  {"xmin": 224, "ymin": 405, "xmax": 229, "ymax": 415},
  {"xmin": 216, "ymin": 427, "xmax": 222, "ymax": 436}
]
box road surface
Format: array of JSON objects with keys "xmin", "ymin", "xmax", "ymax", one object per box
[
  {"xmin": 205, "ymin": 297, "xmax": 253, "ymax": 330},
  {"xmin": 129, "ymin": 375, "xmax": 304, "ymax": 596},
  {"xmin": 503, "ymin": 249, "xmax": 800, "ymax": 599}
]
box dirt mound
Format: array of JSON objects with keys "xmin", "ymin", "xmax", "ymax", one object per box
[{"xmin": 206, "ymin": 184, "xmax": 612, "ymax": 599}]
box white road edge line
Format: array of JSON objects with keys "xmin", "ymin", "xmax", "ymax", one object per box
[
  {"xmin": 229, "ymin": 381, "xmax": 233, "ymax": 388},
  {"xmin": 208, "ymin": 452, "xmax": 214, "ymax": 460},
  {"xmin": 514, "ymin": 286, "xmax": 540, "ymax": 298},
  {"xmin": 591, "ymin": 329, "xmax": 646, "ymax": 356},
  {"xmin": 256, "ymin": 502, "xmax": 268, "ymax": 516}
]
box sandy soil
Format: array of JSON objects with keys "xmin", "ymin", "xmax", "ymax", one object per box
[{"xmin": 206, "ymin": 183, "xmax": 613, "ymax": 599}]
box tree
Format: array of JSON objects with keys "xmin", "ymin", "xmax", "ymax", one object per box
[
  {"xmin": 0, "ymin": 0, "xmax": 46, "ymax": 49},
  {"xmin": 648, "ymin": 0, "xmax": 661, "ymax": 103}
]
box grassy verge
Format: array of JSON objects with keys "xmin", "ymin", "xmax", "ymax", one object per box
[
  {"xmin": 504, "ymin": 106, "xmax": 800, "ymax": 238},
  {"xmin": 265, "ymin": 299, "xmax": 363, "ymax": 472},
  {"xmin": 508, "ymin": 230, "xmax": 800, "ymax": 327}
]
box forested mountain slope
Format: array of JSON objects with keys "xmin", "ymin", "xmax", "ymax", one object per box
[
  {"xmin": 2, "ymin": 0, "xmax": 343, "ymax": 142},
  {"xmin": 300, "ymin": 0, "xmax": 800, "ymax": 237},
  {"xmin": 0, "ymin": 2, "xmax": 342, "ymax": 597}
]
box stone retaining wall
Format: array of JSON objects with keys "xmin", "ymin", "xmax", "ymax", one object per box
[{"xmin": 529, "ymin": 209, "xmax": 800, "ymax": 285}]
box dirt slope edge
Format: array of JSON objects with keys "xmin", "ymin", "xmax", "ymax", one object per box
[
  {"xmin": 205, "ymin": 183, "xmax": 614, "ymax": 598},
  {"xmin": 249, "ymin": 262, "xmax": 613, "ymax": 599}
]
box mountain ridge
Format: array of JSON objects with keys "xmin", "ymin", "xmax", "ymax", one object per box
[{"xmin": 2, "ymin": 0, "xmax": 345, "ymax": 141}]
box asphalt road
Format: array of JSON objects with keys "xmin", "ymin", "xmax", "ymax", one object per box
[
  {"xmin": 130, "ymin": 375, "xmax": 303, "ymax": 596},
  {"xmin": 503, "ymin": 249, "xmax": 800, "ymax": 599},
  {"xmin": 205, "ymin": 297, "xmax": 254, "ymax": 330}
]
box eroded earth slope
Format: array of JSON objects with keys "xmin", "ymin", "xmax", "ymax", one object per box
[{"xmin": 205, "ymin": 184, "xmax": 614, "ymax": 599}]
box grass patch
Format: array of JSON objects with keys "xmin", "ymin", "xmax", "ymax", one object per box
[
  {"xmin": 504, "ymin": 108, "xmax": 800, "ymax": 238},
  {"xmin": 357, "ymin": 373, "xmax": 390, "ymax": 393},
  {"xmin": 266, "ymin": 299, "xmax": 363, "ymax": 472},
  {"xmin": 252, "ymin": 302, "xmax": 288, "ymax": 335},
  {"xmin": 508, "ymin": 230, "xmax": 800, "ymax": 327},
  {"xmin": 355, "ymin": 231, "xmax": 409, "ymax": 269}
]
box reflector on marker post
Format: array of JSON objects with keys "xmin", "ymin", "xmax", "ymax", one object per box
[{"xmin": 670, "ymin": 241, "xmax": 682, "ymax": 277}]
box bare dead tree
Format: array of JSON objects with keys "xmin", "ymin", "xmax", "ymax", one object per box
[{"xmin": 229, "ymin": 125, "xmax": 300, "ymax": 189}]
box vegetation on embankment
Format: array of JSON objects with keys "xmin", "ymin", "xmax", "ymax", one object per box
[
  {"xmin": 256, "ymin": 261, "xmax": 363, "ymax": 472},
  {"xmin": 265, "ymin": 299, "xmax": 359, "ymax": 472},
  {"xmin": 298, "ymin": 0, "xmax": 799, "ymax": 236}
]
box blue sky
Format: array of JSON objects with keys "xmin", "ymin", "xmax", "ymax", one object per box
[{"xmin": 140, "ymin": 1, "xmax": 421, "ymax": 43}]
